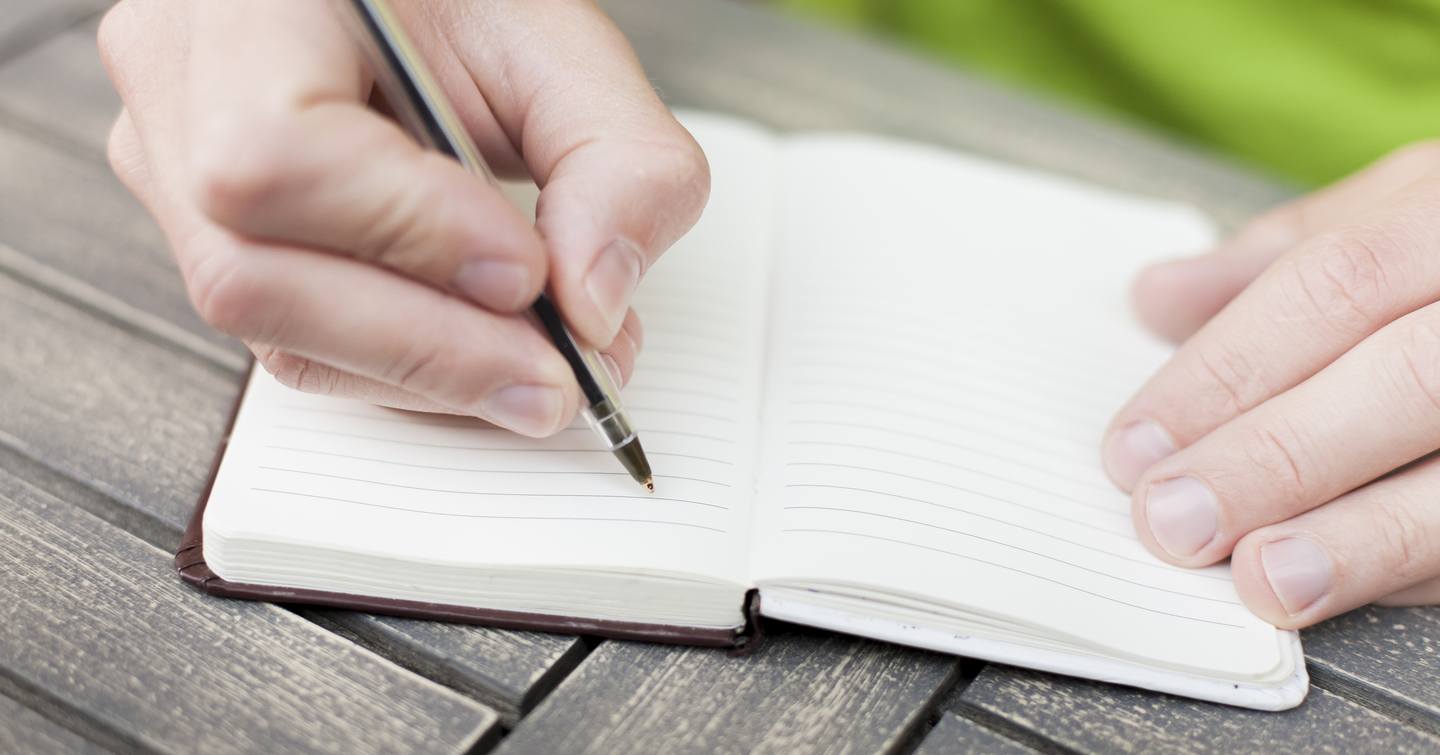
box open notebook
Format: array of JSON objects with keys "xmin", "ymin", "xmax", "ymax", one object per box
[{"xmin": 177, "ymin": 112, "xmax": 1307, "ymax": 710}]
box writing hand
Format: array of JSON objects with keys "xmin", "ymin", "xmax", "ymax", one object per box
[{"xmin": 98, "ymin": 0, "xmax": 708, "ymax": 436}]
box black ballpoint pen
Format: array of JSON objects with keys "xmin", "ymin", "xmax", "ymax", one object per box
[{"xmin": 338, "ymin": 0, "xmax": 653, "ymax": 491}]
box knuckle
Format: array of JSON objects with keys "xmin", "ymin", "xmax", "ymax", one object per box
[
  {"xmin": 1284, "ymin": 230, "xmax": 1397, "ymax": 334},
  {"xmin": 1371, "ymin": 501, "xmax": 1433, "ymax": 582},
  {"xmin": 96, "ymin": 2, "xmax": 137, "ymax": 71},
  {"xmin": 1241, "ymin": 420, "xmax": 1312, "ymax": 502},
  {"xmin": 105, "ymin": 115, "xmax": 143, "ymax": 189},
  {"xmin": 353, "ymin": 154, "xmax": 451, "ymax": 272},
  {"xmin": 186, "ymin": 248, "xmax": 264, "ymax": 339},
  {"xmin": 1390, "ymin": 313, "xmax": 1440, "ymax": 417},
  {"xmin": 190, "ymin": 115, "xmax": 296, "ymax": 225},
  {"xmin": 257, "ymin": 349, "xmax": 340, "ymax": 397},
  {"xmin": 655, "ymin": 134, "xmax": 712, "ymax": 224},
  {"xmin": 381, "ymin": 303, "xmax": 462, "ymax": 399},
  {"xmin": 1190, "ymin": 341, "xmax": 1270, "ymax": 414}
]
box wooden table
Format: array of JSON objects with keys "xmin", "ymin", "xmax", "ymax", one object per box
[{"xmin": 2, "ymin": 0, "xmax": 1438, "ymax": 752}]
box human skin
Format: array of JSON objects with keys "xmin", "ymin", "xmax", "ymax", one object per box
[
  {"xmin": 1108, "ymin": 141, "xmax": 1440, "ymax": 628},
  {"xmin": 96, "ymin": 0, "xmax": 710, "ymax": 437}
]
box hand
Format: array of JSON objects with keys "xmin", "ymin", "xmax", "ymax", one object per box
[
  {"xmin": 1104, "ymin": 141, "xmax": 1440, "ymax": 629},
  {"xmin": 97, "ymin": 0, "xmax": 708, "ymax": 436}
]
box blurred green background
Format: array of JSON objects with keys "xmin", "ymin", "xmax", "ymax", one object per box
[{"xmin": 779, "ymin": 0, "xmax": 1440, "ymax": 186}]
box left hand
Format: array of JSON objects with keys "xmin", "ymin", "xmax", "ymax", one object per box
[{"xmin": 1103, "ymin": 141, "xmax": 1440, "ymax": 629}]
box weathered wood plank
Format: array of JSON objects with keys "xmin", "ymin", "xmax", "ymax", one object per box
[
  {"xmin": 497, "ymin": 626, "xmax": 960, "ymax": 755},
  {"xmin": 960, "ymin": 665, "xmax": 1440, "ymax": 754},
  {"xmin": 913, "ymin": 713, "xmax": 1040, "ymax": 755},
  {"xmin": 0, "ymin": 0, "xmax": 103, "ymax": 62},
  {"xmin": 305, "ymin": 609, "xmax": 589, "ymax": 724},
  {"xmin": 0, "ymin": 18, "xmax": 113, "ymax": 155},
  {"xmin": 0, "ymin": 463, "xmax": 497, "ymax": 754},
  {"xmin": 0, "ymin": 274, "xmax": 584, "ymax": 723},
  {"xmin": 0, "ymin": 692, "xmax": 105, "ymax": 755},
  {"xmin": 1304, "ymin": 606, "xmax": 1440, "ymax": 732},
  {"xmin": 0, "ymin": 129, "xmax": 246, "ymax": 367}
]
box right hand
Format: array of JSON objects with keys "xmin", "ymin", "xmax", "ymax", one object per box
[{"xmin": 98, "ymin": 0, "xmax": 710, "ymax": 436}]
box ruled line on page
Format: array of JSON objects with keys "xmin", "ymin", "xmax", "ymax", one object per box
[
  {"xmin": 271, "ymin": 426, "xmax": 737, "ymax": 465},
  {"xmin": 788, "ymin": 373, "xmax": 1108, "ymax": 429},
  {"xmin": 274, "ymin": 408, "xmax": 739, "ymax": 444},
  {"xmin": 641, "ymin": 324, "xmax": 742, "ymax": 347},
  {"xmin": 264, "ymin": 447, "xmax": 734, "ymax": 487},
  {"xmin": 786, "ymin": 398, "xmax": 1094, "ymax": 452},
  {"xmin": 632, "ymin": 364, "xmax": 743, "ymax": 384},
  {"xmin": 784, "ymin": 482, "xmax": 1229, "ymax": 583},
  {"xmin": 622, "ymin": 406, "xmax": 739, "ymax": 424},
  {"xmin": 623, "ymin": 384, "xmax": 739, "ymax": 403},
  {"xmin": 785, "ymin": 354, "xmax": 1124, "ymax": 412},
  {"xmin": 783, "ymin": 505, "xmax": 1237, "ymax": 603},
  {"xmin": 780, "ymin": 529, "xmax": 1245, "ymax": 628},
  {"xmin": 783, "ymin": 335, "xmax": 1132, "ymax": 397},
  {"xmin": 638, "ymin": 344, "xmax": 742, "ymax": 362},
  {"xmin": 257, "ymin": 466, "xmax": 730, "ymax": 510},
  {"xmin": 786, "ymin": 419, "xmax": 1113, "ymax": 492},
  {"xmin": 252, "ymin": 488, "xmax": 728, "ymax": 533},
  {"xmin": 784, "ymin": 299, "xmax": 1140, "ymax": 369},
  {"xmin": 785, "ymin": 460, "xmax": 1129, "ymax": 522}
]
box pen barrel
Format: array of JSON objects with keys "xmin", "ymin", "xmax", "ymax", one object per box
[{"xmin": 582, "ymin": 398, "xmax": 638, "ymax": 452}]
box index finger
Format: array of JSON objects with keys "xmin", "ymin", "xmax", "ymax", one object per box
[
  {"xmin": 1103, "ymin": 187, "xmax": 1440, "ymax": 489},
  {"xmin": 449, "ymin": 0, "xmax": 711, "ymax": 346}
]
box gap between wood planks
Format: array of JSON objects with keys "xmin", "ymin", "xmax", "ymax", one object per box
[{"xmin": 1307, "ymin": 662, "xmax": 1440, "ymax": 740}]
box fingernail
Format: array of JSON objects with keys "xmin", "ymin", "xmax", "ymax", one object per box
[
  {"xmin": 481, "ymin": 384, "xmax": 564, "ymax": 436},
  {"xmin": 600, "ymin": 353, "xmax": 624, "ymax": 388},
  {"xmin": 585, "ymin": 239, "xmax": 643, "ymax": 338},
  {"xmin": 1105, "ymin": 420, "xmax": 1177, "ymax": 488},
  {"xmin": 454, "ymin": 260, "xmax": 531, "ymax": 310},
  {"xmin": 1261, "ymin": 537, "xmax": 1334, "ymax": 615},
  {"xmin": 1145, "ymin": 476, "xmax": 1218, "ymax": 558}
]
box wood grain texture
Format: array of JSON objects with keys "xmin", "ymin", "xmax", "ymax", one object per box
[
  {"xmin": 960, "ymin": 665, "xmax": 1440, "ymax": 754},
  {"xmin": 0, "ymin": 275, "xmax": 585, "ymax": 722},
  {"xmin": 0, "ymin": 128, "xmax": 246, "ymax": 367},
  {"xmin": 0, "ymin": 0, "xmax": 103, "ymax": 62},
  {"xmin": 0, "ymin": 18, "xmax": 113, "ymax": 155},
  {"xmin": 0, "ymin": 693, "xmax": 105, "ymax": 755},
  {"xmin": 913, "ymin": 713, "xmax": 1039, "ymax": 755},
  {"xmin": 1303, "ymin": 606, "xmax": 1440, "ymax": 733},
  {"xmin": 496, "ymin": 626, "xmax": 960, "ymax": 755},
  {"xmin": 0, "ymin": 464, "xmax": 497, "ymax": 755},
  {"xmin": 304, "ymin": 610, "xmax": 589, "ymax": 726}
]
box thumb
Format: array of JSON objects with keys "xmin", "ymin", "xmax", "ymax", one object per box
[{"xmin": 1134, "ymin": 140, "xmax": 1440, "ymax": 343}]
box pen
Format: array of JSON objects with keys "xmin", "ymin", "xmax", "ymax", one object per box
[{"xmin": 338, "ymin": 0, "xmax": 654, "ymax": 491}]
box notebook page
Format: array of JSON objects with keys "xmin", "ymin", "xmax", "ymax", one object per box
[
  {"xmin": 748, "ymin": 135, "xmax": 1292, "ymax": 680},
  {"xmin": 203, "ymin": 114, "xmax": 777, "ymax": 593}
]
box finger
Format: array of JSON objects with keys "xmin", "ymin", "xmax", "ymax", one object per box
[
  {"xmin": 250, "ymin": 346, "xmax": 451, "ymax": 414},
  {"xmin": 1134, "ymin": 141, "xmax": 1440, "ymax": 342},
  {"xmin": 1377, "ymin": 575, "xmax": 1440, "ymax": 606},
  {"xmin": 1129, "ymin": 301, "xmax": 1440, "ymax": 566},
  {"xmin": 599, "ymin": 308, "xmax": 644, "ymax": 387},
  {"xmin": 452, "ymin": 0, "xmax": 710, "ymax": 345},
  {"xmin": 185, "ymin": 1, "xmax": 547, "ymax": 313},
  {"xmin": 185, "ymin": 225, "xmax": 579, "ymax": 436},
  {"xmin": 1229, "ymin": 454, "xmax": 1440, "ymax": 628},
  {"xmin": 1104, "ymin": 189, "xmax": 1440, "ymax": 489}
]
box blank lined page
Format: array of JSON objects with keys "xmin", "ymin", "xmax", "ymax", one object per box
[
  {"xmin": 203, "ymin": 114, "xmax": 778, "ymax": 593},
  {"xmin": 748, "ymin": 135, "xmax": 1292, "ymax": 680}
]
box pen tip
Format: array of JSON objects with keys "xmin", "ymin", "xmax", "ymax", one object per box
[{"xmin": 643, "ymin": 477, "xmax": 654, "ymax": 493}]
